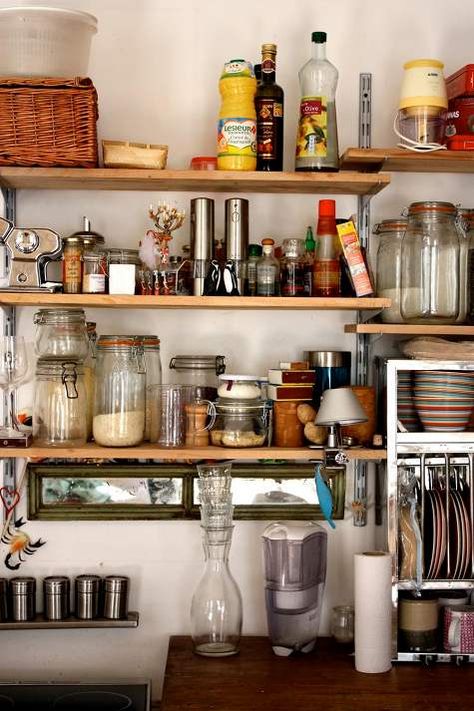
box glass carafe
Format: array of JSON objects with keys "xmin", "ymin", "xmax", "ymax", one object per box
[{"xmin": 401, "ymin": 201, "xmax": 462, "ymax": 324}]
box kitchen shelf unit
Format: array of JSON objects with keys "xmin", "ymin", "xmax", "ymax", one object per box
[
  {"xmin": 0, "ymin": 612, "xmax": 139, "ymax": 630},
  {"xmin": 340, "ymin": 147, "xmax": 474, "ymax": 173},
  {"xmin": 386, "ymin": 360, "xmax": 474, "ymax": 663}
]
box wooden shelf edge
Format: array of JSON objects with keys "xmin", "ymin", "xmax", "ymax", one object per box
[
  {"xmin": 345, "ymin": 323, "xmax": 474, "ymax": 335},
  {"xmin": 0, "ymin": 612, "xmax": 139, "ymax": 630},
  {"xmin": 0, "ymin": 166, "xmax": 390, "ymax": 195},
  {"xmin": 341, "ymin": 147, "xmax": 474, "ymax": 174},
  {"xmin": 0, "ymin": 293, "xmax": 390, "ymax": 311},
  {"xmin": 4, "ymin": 444, "xmax": 387, "ymax": 460}
]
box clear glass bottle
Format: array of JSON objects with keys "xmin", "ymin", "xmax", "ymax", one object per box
[
  {"xmin": 313, "ymin": 199, "xmax": 341, "ymax": 296},
  {"xmin": 245, "ymin": 244, "xmax": 262, "ymax": 296},
  {"xmin": 295, "ymin": 31, "xmax": 339, "ymax": 171},
  {"xmin": 34, "ymin": 360, "xmax": 87, "ymax": 446},
  {"xmin": 401, "ymin": 201, "xmax": 463, "ymax": 324},
  {"xmin": 191, "ymin": 525, "xmax": 242, "ymax": 657},
  {"xmin": 135, "ymin": 336, "xmax": 162, "ymax": 440},
  {"xmin": 93, "ymin": 336, "xmax": 146, "ymax": 447},
  {"xmin": 34, "ymin": 308, "xmax": 89, "ymax": 360},
  {"xmin": 373, "ymin": 219, "xmax": 407, "ymax": 323},
  {"xmin": 257, "ymin": 238, "xmax": 280, "ymax": 296},
  {"xmin": 280, "ymin": 238, "xmax": 305, "ymax": 297}
]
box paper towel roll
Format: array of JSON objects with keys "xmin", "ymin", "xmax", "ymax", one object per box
[{"xmin": 354, "ymin": 551, "xmax": 392, "ymax": 673}]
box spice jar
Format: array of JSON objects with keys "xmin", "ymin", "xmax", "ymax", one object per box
[
  {"xmin": 103, "ymin": 575, "xmax": 130, "ymax": 620},
  {"xmin": 44, "ymin": 576, "xmax": 70, "ymax": 621},
  {"xmin": 34, "ymin": 360, "xmax": 87, "ymax": 446},
  {"xmin": 10, "ymin": 577, "xmax": 36, "ymax": 622},
  {"xmin": 82, "ymin": 252, "xmax": 107, "ymax": 293},
  {"xmin": 210, "ymin": 398, "xmax": 268, "ymax": 448},
  {"xmin": 107, "ymin": 249, "xmax": 141, "ymax": 295},
  {"xmin": 169, "ymin": 355, "xmax": 225, "ymax": 401},
  {"xmin": 34, "ymin": 308, "xmax": 89, "ymax": 360},
  {"xmin": 75, "ymin": 574, "xmax": 101, "ymax": 620},
  {"xmin": 62, "ymin": 235, "xmax": 84, "ymax": 294},
  {"xmin": 373, "ymin": 219, "xmax": 407, "ymax": 323},
  {"xmin": 93, "ymin": 336, "xmax": 145, "ymax": 447},
  {"xmin": 217, "ymin": 374, "xmax": 262, "ymax": 400},
  {"xmin": 273, "ymin": 401, "xmax": 304, "ymax": 447},
  {"xmin": 280, "ymin": 238, "xmax": 306, "ymax": 297},
  {"xmin": 401, "ymin": 201, "xmax": 464, "ymax": 324},
  {"xmin": 135, "ymin": 336, "xmax": 162, "ymax": 440}
]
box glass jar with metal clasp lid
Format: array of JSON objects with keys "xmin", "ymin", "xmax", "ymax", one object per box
[
  {"xmin": 169, "ymin": 355, "xmax": 226, "ymax": 401},
  {"xmin": 93, "ymin": 335, "xmax": 146, "ymax": 447},
  {"xmin": 34, "ymin": 359, "xmax": 87, "ymax": 446},
  {"xmin": 373, "ymin": 218, "xmax": 407, "ymax": 323},
  {"xmin": 210, "ymin": 398, "xmax": 269, "ymax": 448},
  {"xmin": 134, "ymin": 335, "xmax": 162, "ymax": 441},
  {"xmin": 401, "ymin": 201, "xmax": 464, "ymax": 324},
  {"xmin": 34, "ymin": 308, "xmax": 89, "ymax": 360}
]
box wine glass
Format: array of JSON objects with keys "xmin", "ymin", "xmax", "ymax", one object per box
[{"xmin": 0, "ymin": 336, "xmax": 30, "ymax": 438}]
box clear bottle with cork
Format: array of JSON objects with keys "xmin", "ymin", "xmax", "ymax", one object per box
[
  {"xmin": 313, "ymin": 199, "xmax": 341, "ymax": 297},
  {"xmin": 295, "ymin": 31, "xmax": 339, "ymax": 171},
  {"xmin": 257, "ymin": 238, "xmax": 280, "ymax": 296},
  {"xmin": 256, "ymin": 43, "xmax": 284, "ymax": 171}
]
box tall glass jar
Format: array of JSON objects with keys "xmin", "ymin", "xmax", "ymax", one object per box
[
  {"xmin": 93, "ymin": 336, "xmax": 145, "ymax": 447},
  {"xmin": 34, "ymin": 309, "xmax": 89, "ymax": 360},
  {"xmin": 373, "ymin": 219, "xmax": 407, "ymax": 323},
  {"xmin": 84, "ymin": 322, "xmax": 97, "ymax": 441},
  {"xmin": 191, "ymin": 525, "xmax": 242, "ymax": 657},
  {"xmin": 169, "ymin": 355, "xmax": 225, "ymax": 401},
  {"xmin": 458, "ymin": 208, "xmax": 474, "ymax": 324},
  {"xmin": 280, "ymin": 238, "xmax": 306, "ymax": 297},
  {"xmin": 401, "ymin": 201, "xmax": 463, "ymax": 324},
  {"xmin": 135, "ymin": 336, "xmax": 162, "ymax": 440},
  {"xmin": 34, "ymin": 360, "xmax": 87, "ymax": 446}
]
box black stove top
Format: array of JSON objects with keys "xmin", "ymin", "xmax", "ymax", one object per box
[{"xmin": 0, "ymin": 682, "xmax": 150, "ymax": 710}]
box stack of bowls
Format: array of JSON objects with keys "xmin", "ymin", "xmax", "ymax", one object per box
[
  {"xmin": 413, "ymin": 371, "xmax": 474, "ymax": 432},
  {"xmin": 397, "ymin": 371, "xmax": 420, "ymax": 432}
]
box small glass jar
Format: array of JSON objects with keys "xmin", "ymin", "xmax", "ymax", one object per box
[
  {"xmin": 210, "ymin": 398, "xmax": 268, "ymax": 448},
  {"xmin": 170, "ymin": 355, "xmax": 226, "ymax": 401},
  {"xmin": 401, "ymin": 201, "xmax": 463, "ymax": 324},
  {"xmin": 93, "ymin": 336, "xmax": 145, "ymax": 447},
  {"xmin": 331, "ymin": 605, "xmax": 354, "ymax": 644},
  {"xmin": 217, "ymin": 374, "xmax": 262, "ymax": 400},
  {"xmin": 82, "ymin": 251, "xmax": 107, "ymax": 294},
  {"xmin": 280, "ymin": 238, "xmax": 306, "ymax": 297},
  {"xmin": 373, "ymin": 219, "xmax": 407, "ymax": 323},
  {"xmin": 34, "ymin": 308, "xmax": 89, "ymax": 360},
  {"xmin": 34, "ymin": 360, "xmax": 87, "ymax": 446},
  {"xmin": 107, "ymin": 249, "xmax": 141, "ymax": 295},
  {"xmin": 135, "ymin": 335, "xmax": 162, "ymax": 440}
]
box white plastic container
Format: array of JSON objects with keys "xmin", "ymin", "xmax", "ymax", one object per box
[{"xmin": 0, "ymin": 6, "xmax": 97, "ymax": 77}]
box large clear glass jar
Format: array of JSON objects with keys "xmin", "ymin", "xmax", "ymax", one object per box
[
  {"xmin": 93, "ymin": 336, "xmax": 145, "ymax": 447},
  {"xmin": 34, "ymin": 360, "xmax": 87, "ymax": 446},
  {"xmin": 84, "ymin": 322, "xmax": 97, "ymax": 441},
  {"xmin": 373, "ymin": 219, "xmax": 407, "ymax": 323},
  {"xmin": 458, "ymin": 208, "xmax": 474, "ymax": 324},
  {"xmin": 401, "ymin": 201, "xmax": 463, "ymax": 324},
  {"xmin": 210, "ymin": 398, "xmax": 268, "ymax": 448},
  {"xmin": 169, "ymin": 355, "xmax": 226, "ymax": 401},
  {"xmin": 34, "ymin": 308, "xmax": 89, "ymax": 360},
  {"xmin": 135, "ymin": 336, "xmax": 162, "ymax": 441},
  {"xmin": 280, "ymin": 238, "xmax": 306, "ymax": 297}
]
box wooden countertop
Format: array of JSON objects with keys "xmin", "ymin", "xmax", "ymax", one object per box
[{"xmin": 161, "ymin": 636, "xmax": 474, "ymax": 711}]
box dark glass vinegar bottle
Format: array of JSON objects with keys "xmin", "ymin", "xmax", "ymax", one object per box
[{"xmin": 256, "ymin": 44, "xmax": 284, "ymax": 171}]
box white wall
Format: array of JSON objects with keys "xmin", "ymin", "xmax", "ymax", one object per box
[{"xmin": 1, "ymin": 0, "xmax": 474, "ymax": 700}]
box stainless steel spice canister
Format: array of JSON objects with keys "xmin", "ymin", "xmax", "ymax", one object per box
[
  {"xmin": 75, "ymin": 574, "xmax": 101, "ymax": 619},
  {"xmin": 44, "ymin": 576, "xmax": 70, "ymax": 620},
  {"xmin": 10, "ymin": 576, "xmax": 35, "ymax": 621},
  {"xmin": 103, "ymin": 575, "xmax": 129, "ymax": 620},
  {"xmin": 0, "ymin": 578, "xmax": 8, "ymax": 621}
]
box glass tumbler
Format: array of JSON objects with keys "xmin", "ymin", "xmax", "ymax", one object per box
[{"xmin": 149, "ymin": 384, "xmax": 196, "ymax": 447}]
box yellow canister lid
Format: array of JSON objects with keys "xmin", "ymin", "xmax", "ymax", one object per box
[{"xmin": 403, "ymin": 58, "xmax": 444, "ymax": 70}]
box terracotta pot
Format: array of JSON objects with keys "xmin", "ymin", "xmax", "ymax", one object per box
[{"xmin": 341, "ymin": 386, "xmax": 376, "ymax": 446}]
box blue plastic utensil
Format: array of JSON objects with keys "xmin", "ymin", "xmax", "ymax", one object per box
[{"xmin": 315, "ymin": 464, "xmax": 336, "ymax": 529}]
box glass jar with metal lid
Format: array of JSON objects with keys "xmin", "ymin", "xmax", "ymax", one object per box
[
  {"xmin": 401, "ymin": 201, "xmax": 464, "ymax": 324},
  {"xmin": 63, "ymin": 217, "xmax": 105, "ymax": 294},
  {"xmin": 34, "ymin": 360, "xmax": 87, "ymax": 446},
  {"xmin": 373, "ymin": 219, "xmax": 407, "ymax": 323},
  {"xmin": 82, "ymin": 251, "xmax": 107, "ymax": 294},
  {"xmin": 93, "ymin": 336, "xmax": 145, "ymax": 447},
  {"xmin": 210, "ymin": 398, "xmax": 268, "ymax": 448},
  {"xmin": 34, "ymin": 308, "xmax": 89, "ymax": 360},
  {"xmin": 135, "ymin": 336, "xmax": 162, "ymax": 440},
  {"xmin": 169, "ymin": 355, "xmax": 225, "ymax": 401}
]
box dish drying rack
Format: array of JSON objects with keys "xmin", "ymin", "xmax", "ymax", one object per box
[{"xmin": 386, "ymin": 360, "xmax": 474, "ymax": 663}]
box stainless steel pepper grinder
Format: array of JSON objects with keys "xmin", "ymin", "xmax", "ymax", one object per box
[
  {"xmin": 190, "ymin": 198, "xmax": 214, "ymax": 296},
  {"xmin": 225, "ymin": 198, "xmax": 249, "ymax": 295}
]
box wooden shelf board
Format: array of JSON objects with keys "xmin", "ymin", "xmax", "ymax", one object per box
[
  {"xmin": 0, "ymin": 167, "xmax": 390, "ymax": 195},
  {"xmin": 340, "ymin": 147, "xmax": 474, "ymax": 173},
  {"xmin": 345, "ymin": 323, "xmax": 474, "ymax": 335},
  {"xmin": 2, "ymin": 443, "xmax": 387, "ymax": 460},
  {"xmin": 0, "ymin": 611, "xmax": 139, "ymax": 630},
  {"xmin": 0, "ymin": 293, "xmax": 390, "ymax": 311}
]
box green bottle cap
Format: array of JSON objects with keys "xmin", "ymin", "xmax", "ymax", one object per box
[
  {"xmin": 248, "ymin": 244, "xmax": 262, "ymax": 257},
  {"xmin": 311, "ymin": 31, "xmax": 327, "ymax": 43}
]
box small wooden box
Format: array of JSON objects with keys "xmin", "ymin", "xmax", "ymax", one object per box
[{"xmin": 102, "ymin": 140, "xmax": 168, "ymax": 169}]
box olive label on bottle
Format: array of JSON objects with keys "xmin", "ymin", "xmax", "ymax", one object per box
[
  {"xmin": 218, "ymin": 118, "xmax": 257, "ymax": 157},
  {"xmin": 296, "ymin": 95, "xmax": 328, "ymax": 158},
  {"xmin": 256, "ymin": 99, "xmax": 281, "ymax": 160}
]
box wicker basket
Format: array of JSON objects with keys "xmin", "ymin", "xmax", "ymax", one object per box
[{"xmin": 0, "ymin": 77, "xmax": 98, "ymax": 167}]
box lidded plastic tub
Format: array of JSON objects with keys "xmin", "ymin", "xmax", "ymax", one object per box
[{"xmin": 0, "ymin": 7, "xmax": 97, "ymax": 77}]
